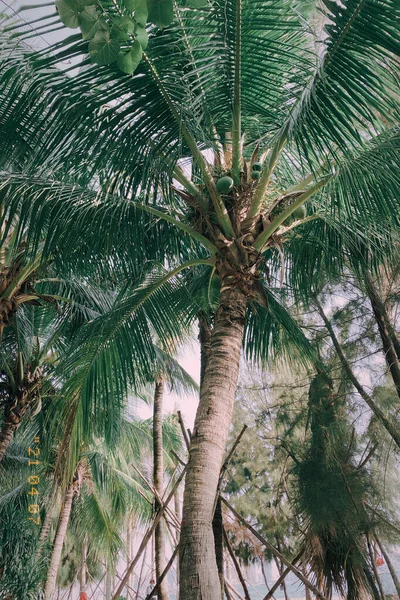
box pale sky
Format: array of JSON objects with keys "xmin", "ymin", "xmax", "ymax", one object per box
[{"xmin": 136, "ymin": 342, "xmax": 201, "ymax": 428}]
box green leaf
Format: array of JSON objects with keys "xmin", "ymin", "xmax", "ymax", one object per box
[
  {"xmin": 111, "ymin": 15, "xmax": 135, "ymax": 41},
  {"xmin": 88, "ymin": 30, "xmax": 121, "ymax": 65},
  {"xmin": 55, "ymin": 0, "xmax": 81, "ymax": 29},
  {"xmin": 186, "ymin": 0, "xmax": 208, "ymax": 6},
  {"xmin": 117, "ymin": 40, "xmax": 143, "ymax": 74},
  {"xmin": 123, "ymin": 0, "xmax": 148, "ymax": 27},
  {"xmin": 147, "ymin": 0, "xmax": 174, "ymax": 27},
  {"xmin": 78, "ymin": 6, "xmax": 108, "ymax": 40},
  {"xmin": 135, "ymin": 24, "xmax": 148, "ymax": 49}
]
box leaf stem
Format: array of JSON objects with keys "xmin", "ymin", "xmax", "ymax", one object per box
[
  {"xmin": 247, "ymin": 123, "xmax": 290, "ymax": 219},
  {"xmin": 134, "ymin": 203, "xmax": 217, "ymax": 255},
  {"xmin": 253, "ymin": 176, "xmax": 331, "ymax": 251},
  {"xmin": 142, "ymin": 52, "xmax": 235, "ymax": 239},
  {"xmin": 231, "ymin": 0, "xmax": 242, "ymax": 184}
]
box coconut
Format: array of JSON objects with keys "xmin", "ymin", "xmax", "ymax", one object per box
[
  {"xmin": 283, "ymin": 214, "xmax": 295, "ymax": 226},
  {"xmin": 292, "ymin": 205, "xmax": 307, "ymax": 220},
  {"xmin": 252, "ymin": 161, "xmax": 262, "ymax": 172},
  {"xmin": 216, "ymin": 175, "xmax": 234, "ymax": 194},
  {"xmin": 251, "ymin": 171, "xmax": 261, "ymax": 180}
]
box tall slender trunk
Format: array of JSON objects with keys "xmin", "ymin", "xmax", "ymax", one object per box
[
  {"xmin": 136, "ymin": 543, "xmax": 148, "ymax": 600},
  {"xmin": 174, "ymin": 479, "xmax": 181, "ymax": 588},
  {"xmin": 375, "ymin": 537, "xmax": 400, "ymax": 597},
  {"xmin": 105, "ymin": 566, "xmax": 113, "ymax": 600},
  {"xmin": 153, "ymin": 379, "xmax": 168, "ymax": 600},
  {"xmin": 275, "ymin": 539, "xmax": 290, "ymax": 600},
  {"xmin": 44, "ymin": 484, "xmax": 75, "ymax": 600},
  {"xmin": 127, "ymin": 517, "xmax": 135, "ymax": 599},
  {"xmin": 365, "ymin": 274, "xmax": 400, "ymax": 397},
  {"xmin": 199, "ymin": 315, "xmax": 225, "ymax": 597},
  {"xmin": 367, "ymin": 535, "xmax": 385, "ymax": 600},
  {"xmin": 80, "ymin": 541, "xmax": 87, "ymax": 593},
  {"xmin": 315, "ymin": 298, "xmax": 400, "ymax": 448},
  {"xmin": 179, "ymin": 282, "xmax": 247, "ymax": 600},
  {"xmin": 0, "ymin": 420, "xmax": 18, "ymax": 462}
]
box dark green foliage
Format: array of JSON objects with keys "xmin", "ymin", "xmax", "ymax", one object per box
[{"xmin": 294, "ymin": 374, "xmax": 379, "ymax": 600}]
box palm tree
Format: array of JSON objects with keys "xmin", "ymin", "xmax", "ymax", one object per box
[{"xmin": 1, "ymin": 1, "xmax": 400, "ymax": 595}]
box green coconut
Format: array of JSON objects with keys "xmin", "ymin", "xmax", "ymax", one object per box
[
  {"xmin": 283, "ymin": 214, "xmax": 295, "ymax": 226},
  {"xmin": 252, "ymin": 161, "xmax": 262, "ymax": 172},
  {"xmin": 292, "ymin": 205, "xmax": 307, "ymax": 220},
  {"xmin": 216, "ymin": 175, "xmax": 234, "ymax": 194},
  {"xmin": 251, "ymin": 170, "xmax": 261, "ymax": 180}
]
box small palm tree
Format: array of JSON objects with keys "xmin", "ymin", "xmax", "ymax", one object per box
[{"xmin": 1, "ymin": 0, "xmax": 399, "ymax": 596}]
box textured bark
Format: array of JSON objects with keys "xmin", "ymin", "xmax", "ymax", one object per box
[
  {"xmin": 375, "ymin": 537, "xmax": 400, "ymax": 597},
  {"xmin": 365, "ymin": 274, "xmax": 400, "ymax": 398},
  {"xmin": 199, "ymin": 314, "xmax": 212, "ymax": 386},
  {"xmin": 153, "ymin": 379, "xmax": 169, "ymax": 600},
  {"xmin": 38, "ymin": 501, "xmax": 55, "ymax": 548},
  {"xmin": 200, "ymin": 316, "xmax": 225, "ymax": 597},
  {"xmin": 0, "ymin": 420, "xmax": 18, "ymax": 462},
  {"xmin": 179, "ymin": 279, "xmax": 247, "ymax": 600},
  {"xmin": 44, "ymin": 484, "xmax": 75, "ymax": 600}
]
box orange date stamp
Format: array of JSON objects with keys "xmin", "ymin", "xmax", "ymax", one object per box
[{"xmin": 27, "ymin": 436, "xmax": 41, "ymax": 525}]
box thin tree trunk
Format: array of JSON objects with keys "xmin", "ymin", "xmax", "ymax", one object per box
[
  {"xmin": 105, "ymin": 567, "xmax": 113, "ymax": 600},
  {"xmin": 223, "ymin": 527, "xmax": 251, "ymax": 600},
  {"xmin": 80, "ymin": 541, "xmax": 87, "ymax": 593},
  {"xmin": 44, "ymin": 484, "xmax": 75, "ymax": 600},
  {"xmin": 0, "ymin": 419, "xmax": 18, "ymax": 462},
  {"xmin": 315, "ymin": 298, "xmax": 400, "ymax": 448},
  {"xmin": 303, "ymin": 565, "xmax": 311, "ymax": 600},
  {"xmin": 275, "ymin": 538, "xmax": 290, "ymax": 600},
  {"xmin": 136, "ymin": 542, "xmax": 148, "ymax": 600},
  {"xmin": 262, "ymin": 551, "xmax": 303, "ymax": 600},
  {"xmin": 260, "ymin": 560, "xmax": 274, "ymax": 599},
  {"xmin": 367, "ymin": 535, "xmax": 386, "ymax": 600},
  {"xmin": 153, "ymin": 378, "xmax": 168, "ymax": 600},
  {"xmin": 179, "ymin": 283, "xmax": 248, "ymax": 600},
  {"xmin": 365, "ymin": 273, "xmax": 400, "ymax": 397},
  {"xmin": 375, "ymin": 536, "xmax": 400, "ymax": 597}
]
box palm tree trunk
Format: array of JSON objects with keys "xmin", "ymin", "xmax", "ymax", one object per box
[
  {"xmin": 105, "ymin": 567, "xmax": 113, "ymax": 600},
  {"xmin": 179, "ymin": 282, "xmax": 247, "ymax": 600},
  {"xmin": 375, "ymin": 537, "xmax": 400, "ymax": 597},
  {"xmin": 199, "ymin": 315, "xmax": 225, "ymax": 597},
  {"xmin": 44, "ymin": 483, "xmax": 75, "ymax": 600},
  {"xmin": 153, "ymin": 378, "xmax": 168, "ymax": 600},
  {"xmin": 0, "ymin": 419, "xmax": 18, "ymax": 462},
  {"xmin": 315, "ymin": 298, "xmax": 400, "ymax": 448}
]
